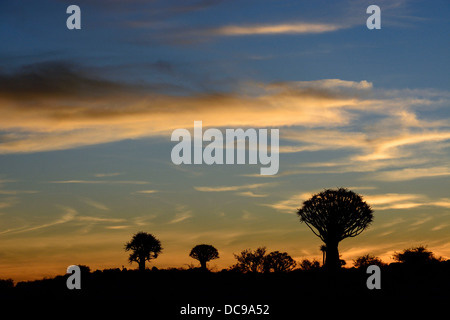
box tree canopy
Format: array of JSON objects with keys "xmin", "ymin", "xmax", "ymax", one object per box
[{"xmin": 189, "ymin": 244, "xmax": 219, "ymax": 270}]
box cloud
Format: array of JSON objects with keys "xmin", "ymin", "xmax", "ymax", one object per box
[
  {"xmin": 210, "ymin": 22, "xmax": 344, "ymax": 36},
  {"xmin": 236, "ymin": 191, "xmax": 268, "ymax": 198},
  {"xmin": 353, "ymin": 132, "xmax": 450, "ymax": 162},
  {"xmin": 49, "ymin": 180, "xmax": 149, "ymax": 185},
  {"xmin": 0, "ymin": 206, "xmax": 131, "ymax": 235},
  {"xmin": 76, "ymin": 216, "xmax": 125, "ymax": 223},
  {"xmin": 0, "ymin": 197, "xmax": 18, "ymax": 210},
  {"xmin": 0, "ymin": 207, "xmax": 77, "ymax": 235},
  {"xmin": 265, "ymin": 191, "xmax": 450, "ymax": 213},
  {"xmin": 82, "ymin": 198, "xmax": 110, "ymax": 211},
  {"xmin": 0, "ymin": 190, "xmax": 38, "ymax": 195},
  {"xmin": 0, "ymin": 61, "xmax": 133, "ymax": 100},
  {"xmin": 134, "ymin": 190, "xmax": 158, "ymax": 194},
  {"xmin": 168, "ymin": 211, "xmax": 192, "ymax": 224},
  {"xmin": 0, "ymin": 63, "xmax": 377, "ymax": 154},
  {"xmin": 93, "ymin": 172, "xmax": 122, "ymax": 178},
  {"xmin": 263, "ymin": 191, "xmax": 316, "ymax": 213},
  {"xmin": 371, "ymin": 166, "xmax": 450, "ymax": 182},
  {"xmin": 1, "ymin": 60, "xmax": 448, "ymax": 191},
  {"xmin": 194, "ymin": 183, "xmax": 270, "ymax": 192}
]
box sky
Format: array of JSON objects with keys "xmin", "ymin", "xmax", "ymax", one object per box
[{"xmin": 0, "ymin": 0, "xmax": 449, "ymax": 282}]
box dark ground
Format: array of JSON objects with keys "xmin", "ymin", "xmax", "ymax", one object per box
[{"xmin": 2, "ymin": 261, "xmax": 449, "ymax": 302}]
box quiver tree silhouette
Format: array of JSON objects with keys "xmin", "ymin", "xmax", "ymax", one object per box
[
  {"xmin": 124, "ymin": 232, "xmax": 162, "ymax": 271},
  {"xmin": 297, "ymin": 188, "xmax": 373, "ymax": 270},
  {"xmin": 189, "ymin": 244, "xmax": 219, "ymax": 271}
]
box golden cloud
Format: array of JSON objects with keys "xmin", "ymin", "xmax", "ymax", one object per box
[
  {"xmin": 212, "ymin": 22, "xmax": 343, "ymax": 36},
  {"xmin": 0, "ymin": 64, "xmax": 373, "ymax": 154}
]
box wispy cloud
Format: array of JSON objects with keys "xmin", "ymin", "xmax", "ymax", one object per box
[
  {"xmin": 194, "ymin": 183, "xmax": 270, "ymax": 192},
  {"xmin": 263, "ymin": 191, "xmax": 316, "ymax": 213},
  {"xmin": 134, "ymin": 190, "xmax": 159, "ymax": 194},
  {"xmin": 370, "ymin": 166, "xmax": 450, "ymax": 182},
  {"xmin": 82, "ymin": 198, "xmax": 110, "ymax": 211},
  {"xmin": 0, "ymin": 197, "xmax": 18, "ymax": 210},
  {"xmin": 49, "ymin": 180, "xmax": 149, "ymax": 185},
  {"xmin": 0, "ymin": 63, "xmax": 377, "ymax": 154},
  {"xmin": 265, "ymin": 191, "xmax": 450, "ymax": 213},
  {"xmin": 0, "ymin": 206, "xmax": 130, "ymax": 235},
  {"xmin": 1, "ymin": 62, "xmax": 448, "ymax": 193},
  {"xmin": 211, "ymin": 22, "xmax": 344, "ymax": 36},
  {"xmin": 236, "ymin": 191, "xmax": 268, "ymax": 198},
  {"xmin": 0, "ymin": 190, "xmax": 38, "ymax": 195},
  {"xmin": 169, "ymin": 211, "xmax": 192, "ymax": 224},
  {"xmin": 93, "ymin": 172, "xmax": 122, "ymax": 178},
  {"xmin": 0, "ymin": 207, "xmax": 77, "ymax": 235}
]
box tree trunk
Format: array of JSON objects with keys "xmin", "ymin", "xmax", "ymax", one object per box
[
  {"xmin": 200, "ymin": 260, "xmax": 207, "ymax": 271},
  {"xmin": 138, "ymin": 258, "xmax": 146, "ymax": 271},
  {"xmin": 325, "ymin": 242, "xmax": 340, "ymax": 270}
]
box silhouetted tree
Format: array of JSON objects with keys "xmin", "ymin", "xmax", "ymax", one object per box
[
  {"xmin": 263, "ymin": 251, "xmax": 297, "ymax": 273},
  {"xmin": 353, "ymin": 254, "xmax": 385, "ymax": 269},
  {"xmin": 393, "ymin": 246, "xmax": 442, "ymax": 265},
  {"xmin": 232, "ymin": 247, "xmax": 267, "ymax": 273},
  {"xmin": 297, "ymin": 188, "xmax": 373, "ymax": 270},
  {"xmin": 124, "ymin": 232, "xmax": 162, "ymax": 271},
  {"xmin": 189, "ymin": 244, "xmax": 219, "ymax": 271},
  {"xmin": 299, "ymin": 259, "xmax": 321, "ymax": 271}
]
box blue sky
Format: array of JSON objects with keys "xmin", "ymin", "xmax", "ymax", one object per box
[{"xmin": 0, "ymin": 0, "xmax": 449, "ymax": 281}]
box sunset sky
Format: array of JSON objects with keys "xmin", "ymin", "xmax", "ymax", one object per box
[{"xmin": 0, "ymin": 0, "xmax": 449, "ymax": 282}]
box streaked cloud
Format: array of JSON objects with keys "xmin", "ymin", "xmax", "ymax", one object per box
[
  {"xmin": 266, "ymin": 191, "xmax": 450, "ymax": 213},
  {"xmin": 0, "ymin": 63, "xmax": 377, "ymax": 154},
  {"xmin": 169, "ymin": 211, "xmax": 192, "ymax": 224},
  {"xmin": 93, "ymin": 172, "xmax": 122, "ymax": 178},
  {"xmin": 194, "ymin": 183, "xmax": 270, "ymax": 192},
  {"xmin": 211, "ymin": 22, "xmax": 343, "ymax": 36},
  {"xmin": 134, "ymin": 190, "xmax": 159, "ymax": 194},
  {"xmin": 371, "ymin": 166, "xmax": 450, "ymax": 182},
  {"xmin": 49, "ymin": 180, "xmax": 149, "ymax": 185},
  {"xmin": 236, "ymin": 191, "xmax": 268, "ymax": 198},
  {"xmin": 0, "ymin": 190, "xmax": 38, "ymax": 195},
  {"xmin": 0, "ymin": 197, "xmax": 18, "ymax": 210},
  {"xmin": 82, "ymin": 198, "xmax": 110, "ymax": 211},
  {"xmin": 0, "ymin": 207, "xmax": 77, "ymax": 235},
  {"xmin": 263, "ymin": 191, "xmax": 317, "ymax": 213}
]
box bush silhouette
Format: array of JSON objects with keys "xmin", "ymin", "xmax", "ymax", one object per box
[
  {"xmin": 393, "ymin": 246, "xmax": 441, "ymax": 265},
  {"xmin": 232, "ymin": 248, "xmax": 297, "ymax": 273},
  {"xmin": 263, "ymin": 251, "xmax": 297, "ymax": 273},
  {"xmin": 297, "ymin": 188, "xmax": 373, "ymax": 270},
  {"xmin": 353, "ymin": 254, "xmax": 385, "ymax": 269},
  {"xmin": 189, "ymin": 244, "xmax": 219, "ymax": 271},
  {"xmin": 124, "ymin": 232, "xmax": 162, "ymax": 271},
  {"xmin": 298, "ymin": 259, "xmax": 321, "ymax": 271},
  {"xmin": 232, "ymin": 247, "xmax": 267, "ymax": 273}
]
